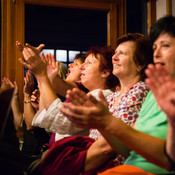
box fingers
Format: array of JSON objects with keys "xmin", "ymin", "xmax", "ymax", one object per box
[
  {"xmin": 16, "ymin": 41, "xmax": 24, "ymax": 52},
  {"xmin": 25, "ymin": 43, "xmax": 45, "ymax": 53},
  {"xmin": 61, "ymin": 102, "xmax": 89, "ymax": 115},
  {"xmin": 66, "ymin": 88, "xmax": 88, "ymax": 105},
  {"xmin": 37, "ymin": 44, "xmax": 45, "ymax": 52},
  {"xmin": 145, "ymin": 64, "xmax": 164, "ymax": 92},
  {"xmin": 40, "ymin": 52, "xmax": 47, "ymax": 64}
]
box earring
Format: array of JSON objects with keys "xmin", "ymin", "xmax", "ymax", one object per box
[{"xmin": 102, "ymin": 74, "xmax": 105, "ymax": 78}]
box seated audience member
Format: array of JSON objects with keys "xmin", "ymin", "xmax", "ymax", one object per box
[
  {"xmin": 17, "ymin": 42, "xmax": 119, "ymax": 174},
  {"xmin": 0, "ymin": 84, "xmax": 25, "ymax": 174},
  {"xmin": 60, "ymin": 16, "xmax": 175, "ymax": 174},
  {"xmin": 32, "ymin": 33, "xmax": 153, "ymax": 175},
  {"xmin": 31, "ymin": 52, "xmax": 88, "ymax": 137},
  {"xmin": 17, "ymin": 43, "xmax": 118, "ymax": 141}
]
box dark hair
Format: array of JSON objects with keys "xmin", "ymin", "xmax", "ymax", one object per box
[
  {"xmin": 150, "ymin": 15, "xmax": 175, "ymax": 43},
  {"xmin": 86, "ymin": 46, "xmax": 119, "ymax": 90},
  {"xmin": 74, "ymin": 53, "xmax": 86, "ymax": 63},
  {"xmin": 117, "ymin": 33, "xmax": 153, "ymax": 81}
]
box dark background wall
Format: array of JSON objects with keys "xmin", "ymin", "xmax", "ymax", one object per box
[
  {"xmin": 25, "ymin": 0, "xmax": 148, "ymax": 51},
  {"xmin": 25, "ymin": 5, "xmax": 108, "ymax": 51},
  {"xmin": 126, "ymin": 0, "xmax": 148, "ymax": 34}
]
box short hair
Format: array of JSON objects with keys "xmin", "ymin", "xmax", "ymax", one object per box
[
  {"xmin": 86, "ymin": 46, "xmax": 119, "ymax": 90},
  {"xmin": 74, "ymin": 53, "xmax": 86, "ymax": 63},
  {"xmin": 117, "ymin": 33, "xmax": 153, "ymax": 81},
  {"xmin": 150, "ymin": 15, "xmax": 175, "ymax": 43}
]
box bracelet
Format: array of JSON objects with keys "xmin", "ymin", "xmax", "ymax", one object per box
[
  {"xmin": 164, "ymin": 141, "xmax": 175, "ymax": 171},
  {"xmin": 24, "ymin": 100, "xmax": 31, "ymax": 104}
]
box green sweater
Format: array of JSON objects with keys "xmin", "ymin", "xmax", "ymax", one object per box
[{"xmin": 124, "ymin": 91, "xmax": 174, "ymax": 174}]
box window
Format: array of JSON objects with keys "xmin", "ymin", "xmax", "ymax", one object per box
[{"xmin": 42, "ymin": 49, "xmax": 86, "ymax": 67}]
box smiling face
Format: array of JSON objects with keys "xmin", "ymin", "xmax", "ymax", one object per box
[
  {"xmin": 112, "ymin": 41, "xmax": 139, "ymax": 80},
  {"xmin": 153, "ymin": 33, "xmax": 175, "ymax": 78},
  {"xmin": 66, "ymin": 58, "xmax": 82, "ymax": 82},
  {"xmin": 80, "ymin": 53, "xmax": 106, "ymax": 91}
]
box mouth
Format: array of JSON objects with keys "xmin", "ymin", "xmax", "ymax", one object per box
[
  {"xmin": 66, "ymin": 69, "xmax": 71, "ymax": 76},
  {"xmin": 154, "ymin": 62, "xmax": 165, "ymax": 66},
  {"xmin": 81, "ymin": 73, "xmax": 85, "ymax": 77},
  {"xmin": 113, "ymin": 63, "xmax": 120, "ymax": 66}
]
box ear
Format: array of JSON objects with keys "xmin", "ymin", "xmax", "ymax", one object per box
[
  {"xmin": 136, "ymin": 65, "xmax": 143, "ymax": 72},
  {"xmin": 102, "ymin": 71, "xmax": 110, "ymax": 78}
]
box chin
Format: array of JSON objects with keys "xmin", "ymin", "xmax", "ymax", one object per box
[{"xmin": 113, "ymin": 71, "xmax": 119, "ymax": 76}]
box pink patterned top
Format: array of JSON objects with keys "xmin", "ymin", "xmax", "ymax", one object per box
[
  {"xmin": 89, "ymin": 81, "xmax": 149, "ymax": 140},
  {"xmin": 89, "ymin": 81, "xmax": 149, "ymax": 165}
]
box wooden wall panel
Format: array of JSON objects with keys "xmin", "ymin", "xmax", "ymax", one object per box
[{"xmin": 1, "ymin": 0, "xmax": 24, "ymax": 110}]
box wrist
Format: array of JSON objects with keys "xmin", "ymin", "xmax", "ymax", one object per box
[
  {"xmin": 24, "ymin": 100, "xmax": 31, "ymax": 104},
  {"xmin": 13, "ymin": 93, "xmax": 18, "ymax": 97},
  {"xmin": 24, "ymin": 93, "xmax": 31, "ymax": 98}
]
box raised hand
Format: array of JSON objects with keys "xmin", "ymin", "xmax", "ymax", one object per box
[
  {"xmin": 45, "ymin": 53, "xmax": 59, "ymax": 83},
  {"xmin": 16, "ymin": 41, "xmax": 46, "ymax": 77},
  {"xmin": 31, "ymin": 89, "xmax": 40, "ymax": 110},
  {"xmin": 2, "ymin": 77, "xmax": 18, "ymax": 96},
  {"xmin": 23, "ymin": 70, "xmax": 35, "ymax": 95},
  {"xmin": 60, "ymin": 90, "xmax": 112, "ymax": 129},
  {"xmin": 66, "ymin": 88, "xmax": 108, "ymax": 107},
  {"xmin": 145, "ymin": 64, "xmax": 175, "ymax": 122}
]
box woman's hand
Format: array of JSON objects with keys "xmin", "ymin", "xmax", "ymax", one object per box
[
  {"xmin": 16, "ymin": 41, "xmax": 46, "ymax": 78},
  {"xmin": 60, "ymin": 88, "xmax": 112, "ymax": 129},
  {"xmin": 23, "ymin": 70, "xmax": 35, "ymax": 95},
  {"xmin": 2, "ymin": 77, "xmax": 18, "ymax": 96},
  {"xmin": 31, "ymin": 89, "xmax": 40, "ymax": 110},
  {"xmin": 145, "ymin": 64, "xmax": 175, "ymax": 122},
  {"xmin": 45, "ymin": 53, "xmax": 59, "ymax": 83}
]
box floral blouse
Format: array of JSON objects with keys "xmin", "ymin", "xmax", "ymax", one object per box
[
  {"xmin": 89, "ymin": 81, "xmax": 149, "ymax": 165},
  {"xmin": 89, "ymin": 81, "xmax": 149, "ymax": 140}
]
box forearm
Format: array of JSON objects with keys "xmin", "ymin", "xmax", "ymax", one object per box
[
  {"xmin": 100, "ymin": 117, "xmax": 170, "ymax": 170},
  {"xmin": 11, "ymin": 95, "xmax": 23, "ymax": 129},
  {"xmin": 39, "ymin": 94, "xmax": 45, "ymax": 113},
  {"xmin": 166, "ymin": 119, "xmax": 175, "ymax": 164},
  {"xmin": 84, "ymin": 136, "xmax": 115, "ymax": 172},
  {"xmin": 23, "ymin": 93, "xmax": 36, "ymax": 130},
  {"xmin": 52, "ymin": 75, "xmax": 76, "ymax": 97},
  {"xmin": 37, "ymin": 75, "xmax": 57, "ymax": 110},
  {"xmin": 100, "ymin": 131, "xmax": 130, "ymax": 158}
]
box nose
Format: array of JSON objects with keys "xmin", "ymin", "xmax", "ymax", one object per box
[
  {"xmin": 68, "ymin": 63, "xmax": 73, "ymax": 68},
  {"xmin": 112, "ymin": 52, "xmax": 119, "ymax": 61},
  {"xmin": 153, "ymin": 47, "xmax": 161, "ymax": 59},
  {"xmin": 80, "ymin": 63, "xmax": 85, "ymax": 70}
]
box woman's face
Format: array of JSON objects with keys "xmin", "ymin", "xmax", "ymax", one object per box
[
  {"xmin": 80, "ymin": 53, "xmax": 104, "ymax": 91},
  {"xmin": 153, "ymin": 33, "xmax": 175, "ymax": 78},
  {"xmin": 66, "ymin": 58, "xmax": 82, "ymax": 82},
  {"xmin": 112, "ymin": 41, "xmax": 139, "ymax": 80}
]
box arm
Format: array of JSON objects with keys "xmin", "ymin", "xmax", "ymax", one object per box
[
  {"xmin": 2, "ymin": 78, "xmax": 23, "ymax": 129},
  {"xmin": 23, "ymin": 72, "xmax": 36, "ymax": 130},
  {"xmin": 64, "ymin": 89, "xmax": 130, "ymax": 171},
  {"xmin": 11, "ymin": 83, "xmax": 23, "ymax": 129},
  {"xmin": 16, "ymin": 42, "xmax": 57, "ymax": 110},
  {"xmin": 60, "ymin": 88, "xmax": 170, "ymax": 171},
  {"xmin": 85, "ymin": 136, "xmax": 116, "ymax": 172}
]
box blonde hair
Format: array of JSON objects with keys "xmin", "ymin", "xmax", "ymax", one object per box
[{"xmin": 58, "ymin": 62, "xmax": 68, "ymax": 80}]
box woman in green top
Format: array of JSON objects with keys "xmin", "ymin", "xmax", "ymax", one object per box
[{"xmin": 60, "ymin": 15, "xmax": 175, "ymax": 174}]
